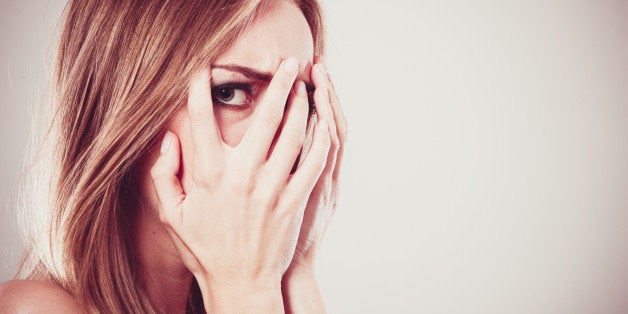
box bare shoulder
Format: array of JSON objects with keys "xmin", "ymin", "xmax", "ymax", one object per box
[{"xmin": 0, "ymin": 280, "xmax": 84, "ymax": 313}]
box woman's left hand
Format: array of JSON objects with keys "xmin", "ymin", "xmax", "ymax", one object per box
[
  {"xmin": 288, "ymin": 59, "xmax": 348, "ymax": 271},
  {"xmin": 280, "ymin": 59, "xmax": 346, "ymax": 314}
]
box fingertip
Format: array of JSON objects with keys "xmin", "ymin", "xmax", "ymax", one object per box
[
  {"xmin": 295, "ymin": 80, "xmax": 306, "ymax": 96},
  {"xmin": 313, "ymin": 88, "xmax": 331, "ymax": 119},
  {"xmin": 152, "ymin": 132, "xmax": 184, "ymax": 212},
  {"xmin": 290, "ymin": 80, "xmax": 306, "ymax": 101},
  {"xmin": 192, "ymin": 68, "xmax": 210, "ymax": 85},
  {"xmin": 311, "ymin": 64, "xmax": 326, "ymax": 83},
  {"xmin": 160, "ymin": 131, "xmax": 173, "ymax": 154},
  {"xmin": 156, "ymin": 131, "xmax": 181, "ymax": 175}
]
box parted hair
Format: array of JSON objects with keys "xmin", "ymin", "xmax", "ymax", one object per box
[{"xmin": 16, "ymin": 0, "xmax": 325, "ymax": 312}]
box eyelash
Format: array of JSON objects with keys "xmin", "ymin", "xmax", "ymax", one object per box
[
  {"xmin": 211, "ymin": 82, "xmax": 317, "ymax": 115},
  {"xmin": 211, "ymin": 83, "xmax": 255, "ymax": 109}
]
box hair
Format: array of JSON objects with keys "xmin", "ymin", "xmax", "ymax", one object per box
[{"xmin": 16, "ymin": 0, "xmax": 325, "ymax": 312}]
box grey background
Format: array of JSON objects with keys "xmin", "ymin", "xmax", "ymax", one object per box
[
  {"xmin": 2, "ymin": 1, "xmax": 628, "ymax": 313},
  {"xmin": 0, "ymin": 0, "xmax": 64, "ymax": 281}
]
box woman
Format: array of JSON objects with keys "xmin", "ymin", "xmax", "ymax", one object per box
[{"xmin": 0, "ymin": 0, "xmax": 346, "ymax": 312}]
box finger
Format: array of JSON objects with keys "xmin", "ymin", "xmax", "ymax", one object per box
[
  {"xmin": 311, "ymin": 64, "xmax": 334, "ymax": 125},
  {"xmin": 162, "ymin": 224, "xmax": 203, "ymax": 273},
  {"xmin": 312, "ymin": 63, "xmax": 341, "ymax": 176},
  {"xmin": 326, "ymin": 69, "xmax": 348, "ymax": 145},
  {"xmin": 239, "ymin": 57, "xmax": 299, "ymax": 164},
  {"xmin": 312, "ymin": 63, "xmax": 340, "ymax": 143},
  {"xmin": 150, "ymin": 131, "xmax": 185, "ymax": 223},
  {"xmin": 297, "ymin": 107, "xmax": 317, "ymax": 169},
  {"xmin": 327, "ymin": 75, "xmax": 347, "ymax": 183},
  {"xmin": 187, "ymin": 69, "xmax": 223, "ymax": 170},
  {"xmin": 265, "ymin": 81, "xmax": 309, "ymax": 185},
  {"xmin": 313, "ymin": 57, "xmax": 348, "ymax": 144},
  {"xmin": 315, "ymin": 60, "xmax": 347, "ymax": 182},
  {"xmin": 286, "ymin": 119, "xmax": 331, "ymax": 199},
  {"xmin": 313, "ymin": 55, "xmax": 325, "ymax": 66}
]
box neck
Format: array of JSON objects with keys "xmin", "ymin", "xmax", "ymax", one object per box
[{"xmin": 127, "ymin": 191, "xmax": 195, "ymax": 313}]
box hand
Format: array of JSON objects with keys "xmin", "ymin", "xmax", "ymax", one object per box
[
  {"xmin": 149, "ymin": 58, "xmax": 332, "ymax": 312},
  {"xmin": 281, "ymin": 59, "xmax": 347, "ymax": 314},
  {"xmin": 290, "ymin": 59, "xmax": 347, "ymax": 270}
]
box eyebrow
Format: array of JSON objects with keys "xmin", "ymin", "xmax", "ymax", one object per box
[
  {"xmin": 212, "ymin": 63, "xmax": 315, "ymax": 92},
  {"xmin": 213, "ymin": 64, "xmax": 272, "ymax": 82}
]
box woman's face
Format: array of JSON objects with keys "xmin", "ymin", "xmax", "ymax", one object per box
[{"xmin": 165, "ymin": 1, "xmax": 315, "ymax": 192}]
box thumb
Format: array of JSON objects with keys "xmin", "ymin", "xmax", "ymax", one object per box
[{"xmin": 150, "ymin": 131, "xmax": 185, "ymax": 224}]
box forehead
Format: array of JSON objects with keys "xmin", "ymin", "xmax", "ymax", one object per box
[{"xmin": 214, "ymin": 1, "xmax": 314, "ymax": 75}]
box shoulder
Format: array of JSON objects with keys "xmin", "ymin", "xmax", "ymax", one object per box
[{"xmin": 0, "ymin": 280, "xmax": 84, "ymax": 313}]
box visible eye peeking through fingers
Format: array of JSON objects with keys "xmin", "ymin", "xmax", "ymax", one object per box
[
  {"xmin": 9, "ymin": 0, "xmax": 345, "ymax": 312},
  {"xmin": 211, "ymin": 83, "xmax": 256, "ymax": 109},
  {"xmin": 211, "ymin": 77, "xmax": 317, "ymax": 120}
]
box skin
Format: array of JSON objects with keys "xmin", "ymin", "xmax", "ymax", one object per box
[{"xmin": 0, "ymin": 1, "xmax": 346, "ymax": 313}]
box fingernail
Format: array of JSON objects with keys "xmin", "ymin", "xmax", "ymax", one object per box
[
  {"xmin": 283, "ymin": 57, "xmax": 298, "ymax": 75},
  {"xmin": 160, "ymin": 131, "xmax": 172, "ymax": 154},
  {"xmin": 296, "ymin": 81, "xmax": 306, "ymax": 96}
]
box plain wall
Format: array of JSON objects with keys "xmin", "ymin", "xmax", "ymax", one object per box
[
  {"xmin": 0, "ymin": 0, "xmax": 65, "ymax": 281},
  {"xmin": 2, "ymin": 1, "xmax": 628, "ymax": 313}
]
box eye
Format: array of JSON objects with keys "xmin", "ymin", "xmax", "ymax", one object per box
[{"xmin": 211, "ymin": 83, "xmax": 253, "ymax": 108}]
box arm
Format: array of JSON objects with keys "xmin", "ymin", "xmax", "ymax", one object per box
[
  {"xmin": 195, "ymin": 276, "xmax": 284, "ymax": 313},
  {"xmin": 282, "ymin": 265, "xmax": 326, "ymax": 314}
]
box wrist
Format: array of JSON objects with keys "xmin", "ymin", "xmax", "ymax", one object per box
[
  {"xmin": 281, "ymin": 265, "xmax": 326, "ymax": 314},
  {"xmin": 284, "ymin": 261, "xmax": 315, "ymax": 281},
  {"xmin": 286, "ymin": 251, "xmax": 318, "ymax": 272},
  {"xmin": 196, "ymin": 273, "xmax": 284, "ymax": 313}
]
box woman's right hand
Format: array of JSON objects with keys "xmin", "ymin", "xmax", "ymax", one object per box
[{"xmin": 149, "ymin": 58, "xmax": 331, "ymax": 312}]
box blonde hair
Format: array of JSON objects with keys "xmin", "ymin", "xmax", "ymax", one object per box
[{"xmin": 16, "ymin": 0, "xmax": 325, "ymax": 312}]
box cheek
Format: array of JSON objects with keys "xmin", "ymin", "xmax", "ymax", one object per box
[{"xmin": 214, "ymin": 109, "xmax": 253, "ymax": 147}]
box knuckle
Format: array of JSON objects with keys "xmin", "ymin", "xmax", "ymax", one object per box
[
  {"xmin": 251, "ymin": 187, "xmax": 278, "ymax": 209},
  {"xmin": 287, "ymin": 133, "xmax": 306, "ymax": 151},
  {"xmin": 331, "ymin": 140, "xmax": 340, "ymax": 155},
  {"xmin": 330, "ymin": 130, "xmax": 340, "ymax": 148},
  {"xmin": 320, "ymin": 129, "xmax": 332, "ymax": 146},
  {"xmin": 260, "ymin": 109, "xmax": 281, "ymax": 128},
  {"xmin": 275, "ymin": 198, "xmax": 300, "ymax": 219},
  {"xmin": 339, "ymin": 124, "xmax": 349, "ymax": 142},
  {"xmin": 276, "ymin": 205, "xmax": 297, "ymax": 223}
]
